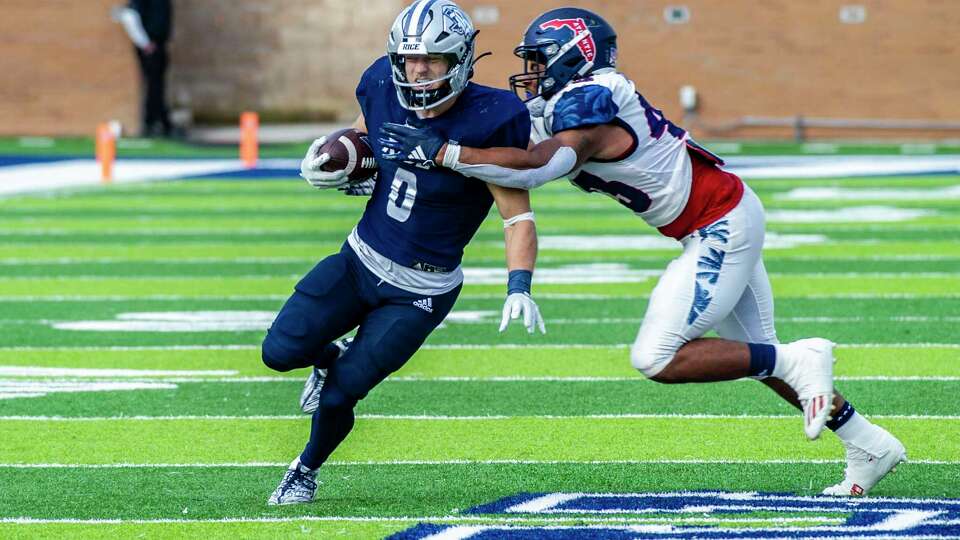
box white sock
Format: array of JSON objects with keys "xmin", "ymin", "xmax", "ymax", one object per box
[
  {"xmin": 771, "ymin": 344, "xmax": 794, "ymax": 380},
  {"xmin": 834, "ymin": 412, "xmax": 887, "ymax": 455}
]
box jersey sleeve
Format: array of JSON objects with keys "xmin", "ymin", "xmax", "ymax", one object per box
[
  {"xmin": 480, "ymin": 107, "xmax": 532, "ymax": 150},
  {"xmin": 550, "ymin": 84, "xmax": 620, "ymax": 134},
  {"xmin": 355, "ymin": 56, "xmax": 391, "ymax": 120}
]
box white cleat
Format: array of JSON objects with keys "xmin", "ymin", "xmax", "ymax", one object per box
[
  {"xmin": 299, "ymin": 337, "xmax": 352, "ymax": 414},
  {"xmin": 267, "ymin": 458, "xmax": 319, "ymax": 506},
  {"xmin": 822, "ymin": 428, "xmax": 907, "ymax": 496},
  {"xmin": 778, "ymin": 338, "xmax": 836, "ymax": 440}
]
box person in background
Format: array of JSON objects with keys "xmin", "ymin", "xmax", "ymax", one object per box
[{"xmin": 115, "ymin": 0, "xmax": 173, "ymax": 137}]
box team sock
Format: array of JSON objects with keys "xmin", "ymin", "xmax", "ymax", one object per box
[
  {"xmin": 747, "ymin": 343, "xmax": 777, "ymax": 378},
  {"xmin": 826, "ymin": 400, "xmax": 855, "ymax": 431}
]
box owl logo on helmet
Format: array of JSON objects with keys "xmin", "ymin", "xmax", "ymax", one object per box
[
  {"xmin": 509, "ymin": 7, "xmax": 618, "ymax": 102},
  {"xmin": 386, "ymin": 0, "xmax": 479, "ymax": 111}
]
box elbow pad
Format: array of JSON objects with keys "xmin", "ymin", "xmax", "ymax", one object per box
[{"xmin": 444, "ymin": 143, "xmax": 577, "ymax": 190}]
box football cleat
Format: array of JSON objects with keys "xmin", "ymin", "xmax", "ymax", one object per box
[
  {"xmin": 823, "ymin": 427, "xmax": 907, "ymax": 497},
  {"xmin": 778, "ymin": 338, "xmax": 837, "ymax": 440},
  {"xmin": 267, "ymin": 458, "xmax": 319, "ymax": 506},
  {"xmin": 299, "ymin": 337, "xmax": 352, "ymax": 414}
]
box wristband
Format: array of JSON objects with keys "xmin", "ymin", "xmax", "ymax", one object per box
[{"xmin": 507, "ymin": 269, "xmax": 532, "ymax": 295}]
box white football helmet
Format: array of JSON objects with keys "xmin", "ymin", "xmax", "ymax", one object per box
[{"xmin": 387, "ymin": 0, "xmax": 477, "ymax": 110}]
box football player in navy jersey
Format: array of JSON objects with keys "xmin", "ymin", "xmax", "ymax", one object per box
[
  {"xmin": 380, "ymin": 7, "xmax": 906, "ymax": 497},
  {"xmin": 263, "ymin": 0, "xmax": 545, "ymax": 505}
]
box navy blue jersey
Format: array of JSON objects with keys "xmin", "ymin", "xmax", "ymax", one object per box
[{"xmin": 355, "ymin": 56, "xmax": 530, "ymax": 272}]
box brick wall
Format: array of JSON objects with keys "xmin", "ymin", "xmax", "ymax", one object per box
[
  {"xmin": 458, "ymin": 0, "xmax": 960, "ymax": 139},
  {"xmin": 2, "ymin": 0, "xmax": 958, "ymax": 138},
  {"xmin": 0, "ymin": 0, "xmax": 139, "ymax": 136}
]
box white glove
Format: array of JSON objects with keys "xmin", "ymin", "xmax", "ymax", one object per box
[
  {"xmin": 300, "ymin": 136, "xmax": 350, "ymax": 189},
  {"xmin": 338, "ymin": 176, "xmax": 376, "ymax": 196},
  {"xmin": 499, "ymin": 292, "xmax": 546, "ymax": 334}
]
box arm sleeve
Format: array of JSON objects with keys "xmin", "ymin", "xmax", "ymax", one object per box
[
  {"xmin": 450, "ymin": 146, "xmax": 578, "ymax": 190},
  {"xmin": 551, "ymin": 84, "xmax": 619, "ymax": 133}
]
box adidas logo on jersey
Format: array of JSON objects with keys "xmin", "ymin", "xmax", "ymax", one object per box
[{"xmin": 412, "ymin": 298, "xmax": 434, "ymax": 313}]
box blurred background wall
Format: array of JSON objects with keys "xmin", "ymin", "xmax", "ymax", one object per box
[{"xmin": 2, "ymin": 0, "xmax": 958, "ymax": 139}]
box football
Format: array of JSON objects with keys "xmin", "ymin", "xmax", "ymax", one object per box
[{"xmin": 316, "ymin": 128, "xmax": 378, "ymax": 182}]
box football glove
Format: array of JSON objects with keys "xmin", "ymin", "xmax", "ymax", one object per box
[
  {"xmin": 378, "ymin": 122, "xmax": 446, "ymax": 169},
  {"xmin": 300, "ymin": 136, "xmax": 350, "ymax": 189},
  {"xmin": 338, "ymin": 175, "xmax": 377, "ymax": 197},
  {"xmin": 499, "ymin": 292, "xmax": 546, "ymax": 334}
]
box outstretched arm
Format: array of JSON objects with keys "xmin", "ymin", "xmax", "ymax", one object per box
[{"xmin": 378, "ymin": 123, "xmax": 608, "ymax": 190}]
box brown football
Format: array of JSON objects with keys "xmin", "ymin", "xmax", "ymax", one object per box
[{"xmin": 316, "ymin": 128, "xmax": 378, "ymax": 182}]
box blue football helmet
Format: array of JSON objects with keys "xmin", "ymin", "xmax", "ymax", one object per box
[{"xmin": 509, "ymin": 7, "xmax": 618, "ymax": 102}]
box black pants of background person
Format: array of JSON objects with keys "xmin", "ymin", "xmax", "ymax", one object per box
[{"xmin": 135, "ymin": 45, "xmax": 172, "ymax": 137}]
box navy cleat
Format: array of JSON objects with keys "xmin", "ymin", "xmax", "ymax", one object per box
[
  {"xmin": 267, "ymin": 458, "xmax": 319, "ymax": 506},
  {"xmin": 299, "ymin": 337, "xmax": 352, "ymax": 414}
]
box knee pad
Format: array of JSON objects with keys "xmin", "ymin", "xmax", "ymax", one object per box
[
  {"xmin": 261, "ymin": 335, "xmax": 295, "ymax": 373},
  {"xmin": 630, "ymin": 342, "xmax": 674, "ymax": 379},
  {"xmin": 261, "ymin": 305, "xmax": 312, "ymax": 372}
]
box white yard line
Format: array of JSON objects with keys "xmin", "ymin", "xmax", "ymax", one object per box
[
  {"xmin": 0, "ymin": 458, "xmax": 956, "ymax": 468},
  {"xmin": 0, "ymin": 376, "xmax": 955, "ymax": 383},
  {"xmin": 3, "ymin": 413, "xmax": 958, "ymax": 421},
  {"xmin": 2, "ymin": 292, "xmax": 960, "ymax": 302},
  {"xmin": 1, "ymin": 272, "xmax": 959, "ymax": 280},
  {"xmin": 2, "ymin": 343, "xmax": 960, "ymax": 352}
]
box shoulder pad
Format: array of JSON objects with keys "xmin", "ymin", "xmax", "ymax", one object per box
[{"xmin": 550, "ymin": 84, "xmax": 619, "ymax": 134}]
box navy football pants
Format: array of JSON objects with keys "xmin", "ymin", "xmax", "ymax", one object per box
[{"xmin": 261, "ymin": 244, "xmax": 460, "ymax": 469}]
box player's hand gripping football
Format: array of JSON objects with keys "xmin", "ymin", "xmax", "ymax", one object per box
[
  {"xmin": 300, "ymin": 136, "xmax": 351, "ymax": 189},
  {"xmin": 378, "ymin": 122, "xmax": 446, "ymax": 169},
  {"xmin": 499, "ymin": 292, "xmax": 547, "ymax": 335},
  {"xmin": 338, "ymin": 175, "xmax": 377, "ymax": 197}
]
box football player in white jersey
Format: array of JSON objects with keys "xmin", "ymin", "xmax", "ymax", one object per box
[{"xmin": 378, "ymin": 7, "xmax": 906, "ymax": 497}]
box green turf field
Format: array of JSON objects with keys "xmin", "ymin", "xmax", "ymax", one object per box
[{"xmin": 0, "ymin": 167, "xmax": 958, "ymax": 539}]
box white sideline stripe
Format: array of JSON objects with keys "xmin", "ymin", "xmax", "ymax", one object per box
[
  {"xmin": 3, "ymin": 293, "xmax": 960, "ymax": 301},
  {"xmin": 1, "ymin": 375, "xmax": 955, "ymax": 383},
  {"xmin": 3, "ymin": 254, "xmax": 958, "ymax": 265},
  {"xmin": 0, "ymin": 458, "xmax": 956, "ymax": 468},
  {"xmin": 3, "ymin": 413, "xmax": 958, "ymax": 421},
  {"xmin": 0, "ymin": 367, "xmax": 236, "ymax": 377},
  {"xmin": 3, "ymin": 272, "xmax": 960, "ymax": 281},
  {"xmin": 2, "ymin": 343, "xmax": 960, "ymax": 351}
]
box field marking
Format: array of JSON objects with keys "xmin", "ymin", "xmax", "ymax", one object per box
[
  {"xmin": 0, "ymin": 367, "xmax": 236, "ymax": 377},
  {"xmin": 0, "ymin": 515, "xmax": 850, "ymax": 525},
  {"xmin": 2, "ymin": 292, "xmax": 960, "ymax": 302},
  {"xmin": 2, "ymin": 343, "xmax": 960, "ymax": 352},
  {"xmin": 5, "ymin": 272, "xmax": 960, "ymax": 281},
  {"xmin": 3, "ymin": 254, "xmax": 958, "ymax": 265},
  {"xmin": 9, "ymin": 313, "xmax": 960, "ymax": 332},
  {"xmin": 4, "ymin": 414, "xmax": 959, "ymax": 421},
  {"xmin": 1, "ymin": 458, "xmax": 957, "ymax": 468},
  {"xmin": 1, "ymin": 376, "xmax": 956, "ymax": 383}
]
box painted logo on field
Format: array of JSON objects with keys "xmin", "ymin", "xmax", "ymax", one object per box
[{"xmin": 389, "ymin": 491, "xmax": 960, "ymax": 539}]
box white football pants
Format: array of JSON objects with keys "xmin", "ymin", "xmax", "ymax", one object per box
[{"xmin": 631, "ymin": 185, "xmax": 778, "ymax": 378}]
